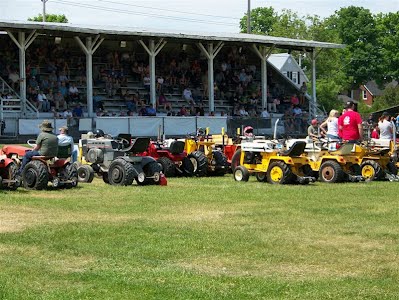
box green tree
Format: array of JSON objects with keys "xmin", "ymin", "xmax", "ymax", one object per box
[
  {"xmin": 375, "ymin": 12, "xmax": 399, "ymax": 82},
  {"xmin": 329, "ymin": 6, "xmax": 382, "ymax": 85},
  {"xmin": 28, "ymin": 14, "xmax": 68, "ymax": 23},
  {"xmin": 240, "ymin": 7, "xmax": 308, "ymax": 39},
  {"xmin": 240, "ymin": 7, "xmax": 277, "ymax": 35}
]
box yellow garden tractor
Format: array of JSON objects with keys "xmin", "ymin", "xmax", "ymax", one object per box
[
  {"xmin": 184, "ymin": 128, "xmax": 228, "ymax": 177},
  {"xmin": 233, "ymin": 139, "xmax": 315, "ymax": 184},
  {"xmin": 293, "ymin": 139, "xmax": 364, "ymax": 183}
]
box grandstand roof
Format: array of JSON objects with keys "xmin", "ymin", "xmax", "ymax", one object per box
[{"xmin": 0, "ymin": 20, "xmax": 344, "ymax": 51}]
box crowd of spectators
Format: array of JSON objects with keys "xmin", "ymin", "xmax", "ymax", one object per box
[
  {"xmin": 1, "ymin": 39, "xmax": 308, "ymax": 126},
  {"xmin": 0, "ymin": 40, "xmax": 84, "ymax": 121}
]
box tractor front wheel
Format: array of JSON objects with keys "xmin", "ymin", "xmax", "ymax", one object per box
[
  {"xmin": 267, "ymin": 161, "xmax": 293, "ymax": 184},
  {"xmin": 77, "ymin": 165, "xmax": 94, "ymax": 183},
  {"xmin": 5, "ymin": 162, "xmax": 18, "ymax": 190},
  {"xmin": 108, "ymin": 159, "xmax": 135, "ymax": 186},
  {"xmin": 137, "ymin": 161, "xmax": 161, "ymax": 185},
  {"xmin": 102, "ymin": 172, "xmax": 110, "ymax": 184},
  {"xmin": 230, "ymin": 149, "xmax": 241, "ymax": 173},
  {"xmin": 360, "ymin": 160, "xmax": 383, "ymax": 181},
  {"xmin": 233, "ymin": 166, "xmax": 250, "ymax": 182},
  {"xmin": 22, "ymin": 160, "xmax": 49, "ymax": 190},
  {"xmin": 255, "ymin": 172, "xmax": 267, "ymax": 182}
]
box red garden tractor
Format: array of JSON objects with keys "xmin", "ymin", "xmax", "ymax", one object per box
[
  {"xmin": 140, "ymin": 139, "xmax": 194, "ymax": 177},
  {"xmin": 0, "ymin": 152, "xmax": 19, "ymax": 190},
  {"xmin": 1, "ymin": 142, "xmax": 78, "ymax": 190}
]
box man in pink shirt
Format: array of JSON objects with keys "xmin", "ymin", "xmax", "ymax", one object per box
[{"xmin": 338, "ymin": 101, "xmax": 363, "ymax": 143}]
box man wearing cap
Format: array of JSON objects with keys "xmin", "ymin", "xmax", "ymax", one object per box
[
  {"xmin": 18, "ymin": 120, "xmax": 58, "ymax": 174},
  {"xmin": 307, "ymin": 119, "xmax": 319, "ymax": 142},
  {"xmin": 57, "ymin": 126, "xmax": 77, "ymax": 162},
  {"xmin": 338, "ymin": 101, "xmax": 363, "ymax": 143},
  {"xmin": 378, "ymin": 112, "xmax": 393, "ymax": 140}
]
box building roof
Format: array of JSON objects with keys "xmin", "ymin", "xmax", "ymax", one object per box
[
  {"xmin": 363, "ymin": 81, "xmax": 383, "ymax": 96},
  {"xmin": 267, "ymin": 53, "xmax": 291, "ymax": 70},
  {"xmin": 0, "ymin": 20, "xmax": 344, "ymax": 51},
  {"xmin": 363, "ymin": 80, "xmax": 398, "ymax": 97}
]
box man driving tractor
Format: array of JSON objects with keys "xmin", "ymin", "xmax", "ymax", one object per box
[{"xmin": 18, "ymin": 120, "xmax": 58, "ymax": 174}]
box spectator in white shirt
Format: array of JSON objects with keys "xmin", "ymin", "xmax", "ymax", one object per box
[{"xmin": 378, "ymin": 112, "xmax": 394, "ymax": 140}]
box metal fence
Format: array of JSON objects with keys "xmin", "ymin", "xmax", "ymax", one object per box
[{"xmin": 12, "ymin": 114, "xmax": 312, "ymax": 140}]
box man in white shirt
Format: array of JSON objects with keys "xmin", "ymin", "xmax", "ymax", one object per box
[
  {"xmin": 260, "ymin": 108, "xmax": 270, "ymax": 118},
  {"xmin": 378, "ymin": 112, "xmax": 393, "ymax": 140},
  {"xmin": 182, "ymin": 87, "xmax": 194, "ymax": 104},
  {"xmin": 37, "ymin": 90, "xmax": 50, "ymax": 112},
  {"xmin": 57, "ymin": 126, "xmax": 77, "ymax": 162}
]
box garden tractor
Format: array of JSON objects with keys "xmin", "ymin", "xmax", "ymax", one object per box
[
  {"xmin": 233, "ymin": 139, "xmax": 316, "ymax": 184},
  {"xmin": 140, "ymin": 139, "xmax": 194, "ymax": 177},
  {"xmin": 1, "ymin": 142, "xmax": 78, "ymax": 190},
  {"xmin": 288, "ymin": 139, "xmax": 364, "ymax": 183},
  {"xmin": 0, "ymin": 151, "xmax": 19, "ymax": 190},
  {"xmin": 77, "ymin": 133, "xmax": 163, "ymax": 185},
  {"xmin": 184, "ymin": 128, "xmax": 228, "ymax": 177},
  {"xmin": 355, "ymin": 139, "xmax": 398, "ymax": 181}
]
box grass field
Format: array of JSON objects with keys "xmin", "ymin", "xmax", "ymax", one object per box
[{"xmin": 0, "ymin": 176, "xmax": 398, "ymax": 299}]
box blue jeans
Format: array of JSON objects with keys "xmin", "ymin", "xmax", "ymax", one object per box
[{"xmin": 19, "ymin": 150, "xmax": 40, "ymax": 174}]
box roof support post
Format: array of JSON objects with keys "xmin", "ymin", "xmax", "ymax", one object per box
[
  {"xmin": 7, "ymin": 30, "xmax": 38, "ymax": 116},
  {"xmin": 197, "ymin": 41, "xmax": 224, "ymax": 113},
  {"xmin": 75, "ymin": 35, "xmax": 104, "ymax": 117},
  {"xmin": 307, "ymin": 48, "xmax": 323, "ymax": 118},
  {"xmin": 139, "ymin": 39, "xmax": 167, "ymax": 108},
  {"xmin": 252, "ymin": 44, "xmax": 274, "ymax": 110}
]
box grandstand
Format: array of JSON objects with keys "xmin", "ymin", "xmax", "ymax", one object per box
[{"xmin": 0, "ymin": 21, "xmax": 343, "ymax": 139}]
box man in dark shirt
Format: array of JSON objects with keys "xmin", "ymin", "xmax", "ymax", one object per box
[{"xmin": 18, "ymin": 120, "xmax": 58, "ymax": 174}]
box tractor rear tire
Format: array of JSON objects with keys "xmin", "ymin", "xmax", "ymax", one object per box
[
  {"xmin": 108, "ymin": 158, "xmax": 135, "ymax": 186},
  {"xmin": 22, "ymin": 160, "xmax": 49, "ymax": 190},
  {"xmin": 230, "ymin": 149, "xmax": 242, "ymax": 173},
  {"xmin": 267, "ymin": 161, "xmax": 293, "ymax": 184},
  {"xmin": 188, "ymin": 151, "xmax": 208, "ymax": 177},
  {"xmin": 360, "ymin": 160, "xmax": 383, "ymax": 181},
  {"xmin": 157, "ymin": 157, "xmax": 176, "ymax": 177},
  {"xmin": 77, "ymin": 165, "xmax": 94, "ymax": 183},
  {"xmin": 233, "ymin": 166, "xmax": 250, "ymax": 182},
  {"xmin": 181, "ymin": 157, "xmax": 194, "ymax": 177},
  {"xmin": 319, "ymin": 160, "xmax": 344, "ymax": 183},
  {"xmin": 210, "ymin": 150, "xmax": 228, "ymax": 176},
  {"xmin": 387, "ymin": 161, "xmax": 398, "ymax": 175}
]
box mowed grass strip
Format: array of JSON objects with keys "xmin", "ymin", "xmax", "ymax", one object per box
[{"xmin": 0, "ymin": 176, "xmax": 398, "ymax": 299}]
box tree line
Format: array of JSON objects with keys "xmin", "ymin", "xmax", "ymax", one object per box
[{"xmin": 240, "ymin": 6, "xmax": 399, "ymax": 113}]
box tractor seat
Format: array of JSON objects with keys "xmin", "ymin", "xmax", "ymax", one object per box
[
  {"xmin": 167, "ymin": 141, "xmax": 185, "ymax": 154},
  {"xmin": 281, "ymin": 141, "xmax": 306, "ymax": 157},
  {"xmin": 32, "ymin": 156, "xmax": 55, "ymax": 161},
  {"xmin": 57, "ymin": 145, "xmax": 72, "ymax": 159}
]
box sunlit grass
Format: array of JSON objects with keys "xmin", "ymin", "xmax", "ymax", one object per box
[{"xmin": 0, "ymin": 176, "xmax": 398, "ymax": 299}]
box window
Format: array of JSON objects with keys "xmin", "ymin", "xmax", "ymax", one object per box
[
  {"xmin": 362, "ymin": 90, "xmax": 367, "ymax": 100},
  {"xmin": 292, "ymin": 72, "xmax": 298, "ymax": 84}
]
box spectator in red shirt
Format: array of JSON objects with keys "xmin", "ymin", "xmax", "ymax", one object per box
[
  {"xmin": 338, "ymin": 101, "xmax": 363, "ymax": 143},
  {"xmin": 371, "ymin": 123, "xmax": 379, "ymax": 139}
]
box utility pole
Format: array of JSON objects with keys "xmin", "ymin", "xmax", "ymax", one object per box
[
  {"xmin": 41, "ymin": 0, "xmax": 48, "ymax": 22},
  {"xmin": 247, "ymin": 0, "xmax": 251, "ymax": 34}
]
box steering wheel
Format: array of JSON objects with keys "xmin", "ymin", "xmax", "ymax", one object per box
[
  {"xmin": 115, "ymin": 137, "xmax": 130, "ymax": 150},
  {"xmin": 27, "ymin": 139, "xmax": 37, "ymax": 148}
]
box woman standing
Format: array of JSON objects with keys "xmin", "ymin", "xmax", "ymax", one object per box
[{"xmin": 320, "ymin": 109, "xmax": 340, "ymax": 141}]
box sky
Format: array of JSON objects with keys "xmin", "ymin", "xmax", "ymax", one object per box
[{"xmin": 1, "ymin": 0, "xmax": 397, "ymax": 33}]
